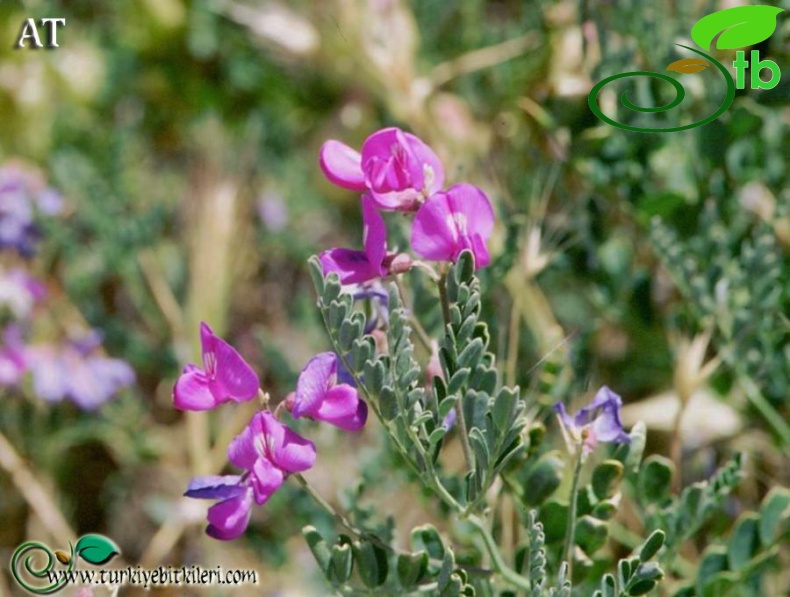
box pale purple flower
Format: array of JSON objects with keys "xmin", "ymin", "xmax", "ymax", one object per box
[
  {"xmin": 290, "ymin": 352, "xmax": 367, "ymax": 431},
  {"xmin": 320, "ymin": 127, "xmax": 444, "ymax": 212},
  {"xmin": 351, "ymin": 282, "xmax": 389, "ymax": 333},
  {"xmin": 554, "ymin": 386, "xmax": 631, "ymax": 455},
  {"xmin": 0, "ymin": 268, "xmax": 46, "ymax": 319},
  {"xmin": 186, "ymin": 411, "xmax": 317, "ymax": 540},
  {"xmin": 0, "ymin": 325, "xmax": 26, "ymax": 386},
  {"xmin": 320, "ymin": 194, "xmax": 406, "ymax": 284},
  {"xmin": 26, "ymin": 333, "xmax": 135, "ymax": 410},
  {"xmin": 0, "ymin": 163, "xmax": 63, "ymax": 255},
  {"xmin": 257, "ymin": 191, "xmax": 289, "ymax": 232},
  {"xmin": 173, "ymin": 322, "xmax": 260, "ymax": 411},
  {"xmin": 411, "ymin": 183, "xmax": 495, "ymax": 270}
]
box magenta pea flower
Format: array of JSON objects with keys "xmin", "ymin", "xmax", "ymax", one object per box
[
  {"xmin": 173, "ymin": 322, "xmax": 260, "ymax": 411},
  {"xmin": 186, "ymin": 411, "xmax": 317, "ymax": 540},
  {"xmin": 320, "ymin": 127, "xmax": 444, "ymax": 212},
  {"xmin": 554, "ymin": 386, "xmax": 631, "ymax": 455},
  {"xmin": 320, "ymin": 194, "xmax": 410, "ymax": 284},
  {"xmin": 289, "ymin": 352, "xmax": 367, "ymax": 431},
  {"xmin": 411, "ymin": 183, "xmax": 495, "ymax": 270}
]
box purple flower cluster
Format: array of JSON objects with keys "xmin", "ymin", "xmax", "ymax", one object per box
[
  {"xmin": 0, "ymin": 162, "xmax": 134, "ymax": 409},
  {"xmin": 25, "ymin": 332, "xmax": 135, "ymax": 410},
  {"xmin": 176, "ymin": 324, "xmax": 367, "ymax": 540},
  {"xmin": 319, "ymin": 127, "xmax": 495, "ymax": 284},
  {"xmin": 0, "ymin": 162, "xmax": 63, "ymax": 256}
]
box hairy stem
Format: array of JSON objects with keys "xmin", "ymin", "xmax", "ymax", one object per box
[
  {"xmin": 438, "ymin": 272, "xmax": 474, "ymax": 473},
  {"xmin": 562, "ymin": 443, "xmax": 585, "ymax": 578},
  {"xmin": 467, "ymin": 514, "xmax": 531, "ymax": 591}
]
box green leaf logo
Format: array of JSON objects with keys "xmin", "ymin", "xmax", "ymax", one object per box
[
  {"xmin": 691, "ymin": 6, "xmax": 784, "ymax": 51},
  {"xmin": 74, "ymin": 534, "xmax": 120, "ymax": 566}
]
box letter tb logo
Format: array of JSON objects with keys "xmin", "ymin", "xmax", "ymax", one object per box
[{"xmin": 733, "ymin": 50, "xmax": 781, "ymax": 90}]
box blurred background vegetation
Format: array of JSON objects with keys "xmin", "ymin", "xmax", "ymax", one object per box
[{"xmin": 1, "ymin": 0, "xmax": 789, "ymax": 595}]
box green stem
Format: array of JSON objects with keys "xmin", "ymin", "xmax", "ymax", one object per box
[
  {"xmin": 395, "ymin": 277, "xmax": 433, "ymax": 352},
  {"xmin": 294, "ymin": 473, "xmax": 363, "ymax": 537},
  {"xmin": 438, "ymin": 272, "xmax": 474, "ymax": 473},
  {"xmin": 467, "ymin": 514, "xmax": 531, "ymax": 591},
  {"xmin": 562, "ymin": 443, "xmax": 585, "ymax": 578},
  {"xmin": 738, "ymin": 374, "xmax": 790, "ymax": 451},
  {"xmin": 318, "ymin": 300, "xmax": 463, "ymax": 513}
]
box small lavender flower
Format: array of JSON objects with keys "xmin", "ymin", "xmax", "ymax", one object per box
[
  {"xmin": 320, "ymin": 127, "xmax": 444, "ymax": 212},
  {"xmin": 257, "ymin": 191, "xmax": 289, "ymax": 232},
  {"xmin": 554, "ymin": 386, "xmax": 631, "ymax": 455},
  {"xmin": 351, "ymin": 282, "xmax": 389, "ymax": 333},
  {"xmin": 173, "ymin": 322, "xmax": 260, "ymax": 411},
  {"xmin": 0, "ymin": 163, "xmax": 63, "ymax": 255},
  {"xmin": 0, "ymin": 268, "xmax": 46, "ymax": 319}
]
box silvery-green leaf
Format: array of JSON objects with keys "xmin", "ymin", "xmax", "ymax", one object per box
[
  {"xmin": 396, "ymin": 552, "xmax": 428, "ymax": 588},
  {"xmin": 438, "ymin": 396, "xmax": 457, "ymax": 420},
  {"xmin": 458, "ymin": 338, "xmax": 485, "ymax": 369},
  {"xmin": 303, "ymin": 526, "xmax": 332, "ymax": 576},
  {"xmin": 696, "ymin": 546, "xmax": 728, "ymax": 597},
  {"xmin": 637, "ymin": 530, "xmax": 665, "ymax": 562},
  {"xmin": 592, "ymin": 460, "xmax": 624, "ymax": 501},
  {"xmin": 727, "ymin": 512, "xmax": 760, "ymax": 571},
  {"xmin": 411, "ymin": 524, "xmax": 446, "ymax": 563},
  {"xmin": 638, "ymin": 455, "xmax": 674, "ymax": 503},
  {"xmin": 330, "ymin": 540, "xmax": 353, "ymax": 584},
  {"xmin": 447, "ymin": 368, "xmax": 470, "ymax": 395},
  {"xmin": 521, "ymin": 451, "xmax": 564, "ymax": 506},
  {"xmin": 469, "ymin": 427, "xmax": 490, "ymax": 472},
  {"xmin": 759, "ymin": 487, "xmax": 790, "ymax": 546},
  {"xmin": 575, "ymin": 515, "xmax": 609, "ymax": 555},
  {"xmin": 492, "ymin": 386, "xmax": 519, "ymax": 433},
  {"xmin": 308, "ymin": 256, "xmax": 325, "ymax": 296},
  {"xmin": 352, "ymin": 540, "xmax": 388, "ymax": 588}
]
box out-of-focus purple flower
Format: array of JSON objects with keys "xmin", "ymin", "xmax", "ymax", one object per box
[
  {"xmin": 0, "ymin": 268, "xmax": 46, "ymax": 319},
  {"xmin": 290, "ymin": 352, "xmax": 367, "ymax": 431},
  {"xmin": 411, "ymin": 183, "xmax": 495, "ymax": 270},
  {"xmin": 257, "ymin": 191, "xmax": 289, "ymax": 232},
  {"xmin": 554, "ymin": 386, "xmax": 630, "ymax": 455},
  {"xmin": 26, "ymin": 333, "xmax": 135, "ymax": 410},
  {"xmin": 186, "ymin": 411, "xmax": 316, "ymax": 540},
  {"xmin": 351, "ymin": 282, "xmax": 389, "ymax": 334},
  {"xmin": 320, "ymin": 194, "xmax": 411, "ymax": 284},
  {"xmin": 0, "ymin": 163, "xmax": 63, "ymax": 255},
  {"xmin": 441, "ymin": 408, "xmax": 457, "ymax": 431},
  {"xmin": 320, "ymin": 127, "xmax": 444, "ymax": 212},
  {"xmin": 173, "ymin": 322, "xmax": 260, "ymax": 411},
  {"xmin": 0, "ymin": 325, "xmax": 26, "ymax": 386}
]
